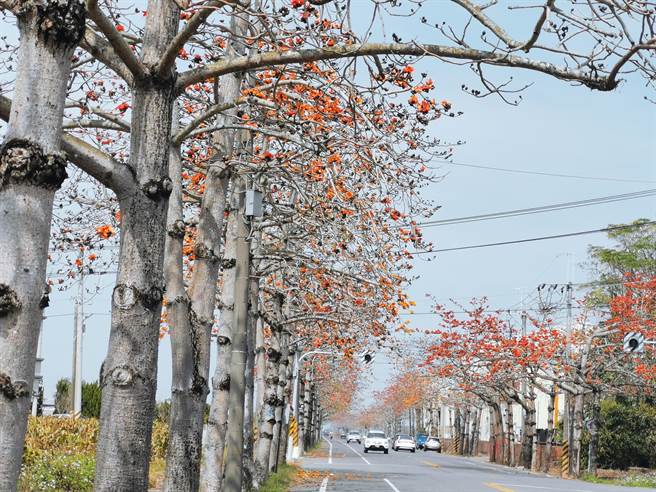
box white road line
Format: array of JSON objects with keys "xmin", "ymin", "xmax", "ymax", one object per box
[
  {"xmin": 341, "ymin": 441, "xmax": 371, "ymax": 465},
  {"xmin": 322, "ymin": 436, "xmax": 333, "ymax": 464},
  {"xmin": 384, "ymin": 478, "xmax": 401, "ymax": 492},
  {"xmin": 319, "ymin": 476, "xmax": 329, "ymax": 492},
  {"xmin": 497, "ymin": 485, "xmax": 593, "ymax": 492}
]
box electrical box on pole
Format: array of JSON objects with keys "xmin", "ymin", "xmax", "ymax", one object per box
[{"xmin": 245, "ymin": 189, "xmax": 263, "ymax": 217}]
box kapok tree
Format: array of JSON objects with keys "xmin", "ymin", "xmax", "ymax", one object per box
[{"xmin": 1, "ymin": 1, "xmax": 654, "ymax": 490}]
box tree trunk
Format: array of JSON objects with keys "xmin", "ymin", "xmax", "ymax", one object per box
[
  {"xmin": 506, "ymin": 401, "xmax": 516, "ymax": 466},
  {"xmin": 278, "ymin": 345, "xmax": 294, "ymax": 467},
  {"xmin": 253, "ymin": 298, "xmax": 283, "ymax": 485},
  {"xmin": 571, "ymin": 393, "xmax": 584, "ymax": 477},
  {"xmin": 520, "ymin": 393, "xmax": 536, "ymax": 470},
  {"xmin": 469, "ymin": 408, "xmax": 479, "ymax": 456},
  {"xmin": 269, "ymin": 331, "xmax": 290, "ymax": 472},
  {"xmin": 222, "ymin": 176, "xmax": 251, "ymax": 492},
  {"xmin": 201, "ymin": 199, "xmax": 239, "ymax": 491},
  {"xmin": 587, "ymin": 390, "xmax": 601, "ymax": 475},
  {"xmin": 0, "ymin": 2, "xmax": 84, "ymax": 488},
  {"xmin": 93, "ymin": 1, "xmax": 180, "ymax": 489},
  {"xmin": 254, "ymin": 318, "xmax": 265, "ymax": 429},
  {"xmin": 543, "ymin": 388, "xmax": 556, "ymax": 473},
  {"xmin": 164, "ymin": 126, "xmax": 232, "ymax": 491},
  {"xmin": 242, "ymin": 273, "xmax": 259, "ymax": 490}
]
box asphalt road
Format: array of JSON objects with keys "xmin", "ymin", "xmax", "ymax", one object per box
[{"xmin": 292, "ymin": 438, "xmax": 655, "ymax": 492}]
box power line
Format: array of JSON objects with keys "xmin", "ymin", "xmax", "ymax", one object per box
[
  {"xmin": 415, "ymin": 189, "xmax": 656, "ymax": 228},
  {"xmin": 434, "ymin": 160, "xmax": 656, "ymax": 184},
  {"xmin": 398, "ymin": 306, "xmax": 587, "ymax": 316},
  {"xmin": 411, "ymin": 220, "xmax": 656, "ymax": 255}
]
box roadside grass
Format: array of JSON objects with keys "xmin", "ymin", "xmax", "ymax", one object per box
[
  {"xmin": 581, "ymin": 472, "xmax": 656, "ymax": 488},
  {"xmin": 259, "ymin": 463, "xmax": 299, "ymax": 492}
]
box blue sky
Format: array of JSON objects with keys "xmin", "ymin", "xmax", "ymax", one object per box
[{"xmin": 33, "ymin": 2, "xmax": 656, "ymax": 404}]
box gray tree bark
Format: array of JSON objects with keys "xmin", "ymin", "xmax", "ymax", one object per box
[
  {"xmin": 571, "ymin": 393, "xmax": 584, "ymax": 477},
  {"xmin": 242, "ymin": 271, "xmax": 259, "ymax": 489},
  {"xmin": 222, "ymin": 175, "xmax": 251, "ymax": 492},
  {"xmin": 253, "ymin": 310, "xmax": 282, "ymax": 485},
  {"xmin": 277, "ymin": 345, "xmax": 295, "ymax": 467},
  {"xmin": 94, "ymin": 1, "xmax": 180, "ymax": 489},
  {"xmin": 269, "ymin": 331, "xmax": 290, "ymax": 472},
  {"xmin": 164, "ymin": 68, "xmax": 239, "ymax": 492},
  {"xmin": 0, "ymin": 2, "xmax": 85, "ymax": 489},
  {"xmin": 587, "ymin": 390, "xmax": 601, "ymax": 475},
  {"xmin": 201, "ymin": 198, "xmax": 239, "ymax": 491},
  {"xmin": 543, "ymin": 388, "xmax": 556, "ymax": 473}
]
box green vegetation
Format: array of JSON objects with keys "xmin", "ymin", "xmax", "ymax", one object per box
[
  {"xmin": 587, "ymin": 218, "xmax": 656, "ymax": 305},
  {"xmin": 594, "ymin": 398, "xmax": 656, "ymax": 470},
  {"xmin": 258, "ymin": 464, "xmax": 299, "ymax": 492},
  {"xmin": 582, "ymin": 472, "xmax": 656, "ymax": 488},
  {"xmin": 20, "ymin": 453, "xmax": 95, "ymax": 491},
  {"xmin": 19, "ymin": 416, "xmax": 169, "ymax": 490},
  {"xmin": 54, "ymin": 379, "xmax": 103, "ymax": 418}
]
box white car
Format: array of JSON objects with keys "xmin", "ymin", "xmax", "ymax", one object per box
[
  {"xmin": 392, "ymin": 434, "xmax": 416, "ymax": 452},
  {"xmin": 346, "ymin": 431, "xmax": 362, "ymax": 444},
  {"xmin": 423, "ymin": 436, "xmax": 442, "ymax": 453},
  {"xmin": 363, "ymin": 430, "xmax": 389, "ymax": 454}
]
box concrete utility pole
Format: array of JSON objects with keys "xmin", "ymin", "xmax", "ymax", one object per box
[
  {"xmin": 72, "ymin": 261, "xmax": 84, "ymax": 417},
  {"xmin": 31, "ymin": 320, "xmax": 44, "ymax": 416},
  {"xmin": 223, "ymin": 182, "xmax": 252, "ymax": 492}
]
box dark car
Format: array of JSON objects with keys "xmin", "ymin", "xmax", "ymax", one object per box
[{"xmin": 416, "ymin": 434, "xmax": 428, "ymax": 449}]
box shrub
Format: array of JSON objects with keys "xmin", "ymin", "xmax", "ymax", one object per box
[
  {"xmin": 23, "ymin": 417, "xmax": 98, "ymax": 465},
  {"xmin": 20, "ymin": 453, "xmax": 95, "ymax": 491},
  {"xmin": 596, "ymin": 398, "xmax": 656, "ymax": 470},
  {"xmin": 152, "ymin": 419, "xmax": 170, "ymax": 460},
  {"xmin": 21, "ymin": 416, "xmax": 170, "ymax": 488}
]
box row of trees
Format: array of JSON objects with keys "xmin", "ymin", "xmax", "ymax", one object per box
[
  {"xmin": 355, "ymin": 223, "xmax": 656, "ymax": 476},
  {"xmin": 0, "ymin": 1, "xmax": 654, "ymax": 491}
]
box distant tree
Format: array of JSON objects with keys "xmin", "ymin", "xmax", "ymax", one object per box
[
  {"xmin": 54, "ymin": 378, "xmax": 72, "ymax": 415},
  {"xmin": 155, "ymin": 400, "xmax": 171, "ymax": 424},
  {"xmin": 81, "ymin": 381, "xmax": 102, "ymax": 419},
  {"xmin": 588, "ymin": 219, "xmax": 656, "ymax": 305}
]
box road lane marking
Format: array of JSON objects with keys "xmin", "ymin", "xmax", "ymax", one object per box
[
  {"xmin": 384, "ymin": 478, "xmax": 401, "ymax": 492},
  {"xmin": 345, "ymin": 442, "xmax": 371, "ymax": 465},
  {"xmin": 421, "ymin": 460, "xmax": 440, "ymax": 468},
  {"xmin": 322, "ymin": 436, "xmax": 333, "ymax": 464},
  {"xmin": 496, "ymin": 485, "xmax": 594, "ymax": 492},
  {"xmin": 319, "ymin": 476, "xmax": 329, "ymax": 492},
  {"xmin": 485, "ymin": 483, "xmax": 515, "ymax": 492}
]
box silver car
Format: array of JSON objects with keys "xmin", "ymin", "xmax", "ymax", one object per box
[
  {"xmin": 423, "ymin": 436, "xmax": 441, "ymax": 453},
  {"xmin": 392, "ymin": 434, "xmax": 416, "ymax": 452},
  {"xmin": 346, "ymin": 431, "xmax": 362, "ymax": 444}
]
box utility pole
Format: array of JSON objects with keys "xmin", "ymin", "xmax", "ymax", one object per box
[
  {"xmin": 223, "ymin": 181, "xmax": 252, "ymax": 492},
  {"xmin": 72, "ymin": 257, "xmax": 84, "ymax": 417},
  {"xmin": 31, "ymin": 319, "xmax": 44, "ymax": 416},
  {"xmin": 562, "ymin": 252, "xmax": 574, "ymax": 476}
]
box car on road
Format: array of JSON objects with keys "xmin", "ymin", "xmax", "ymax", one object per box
[
  {"xmin": 423, "ymin": 436, "xmax": 441, "ymax": 452},
  {"xmin": 339, "ymin": 432, "xmax": 346, "ymax": 439},
  {"xmin": 415, "ymin": 433, "xmax": 428, "ymax": 449},
  {"xmin": 392, "ymin": 434, "xmax": 416, "ymax": 452},
  {"xmin": 346, "ymin": 431, "xmax": 362, "ymax": 444},
  {"xmin": 363, "ymin": 430, "xmax": 389, "ymax": 454}
]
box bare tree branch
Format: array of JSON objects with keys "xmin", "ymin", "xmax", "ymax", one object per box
[
  {"xmin": 0, "ymin": 94, "xmax": 136, "ymax": 196},
  {"xmin": 176, "ymin": 42, "xmax": 627, "ymax": 94},
  {"xmin": 80, "ymin": 28, "xmax": 135, "ymax": 86},
  {"xmin": 156, "ymin": 0, "xmax": 238, "ymax": 76},
  {"xmin": 86, "ymin": 0, "xmax": 147, "ymax": 81}
]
